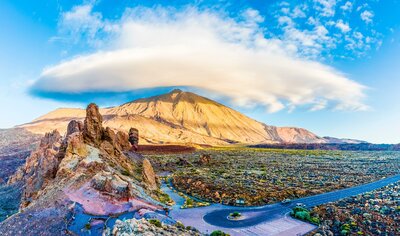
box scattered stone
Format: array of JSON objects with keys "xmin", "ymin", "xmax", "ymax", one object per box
[
  {"xmin": 198, "ymin": 154, "xmax": 211, "ymax": 165},
  {"xmin": 106, "ymin": 218, "xmax": 201, "ymax": 236},
  {"xmin": 176, "ymin": 157, "xmax": 191, "ymax": 166}
]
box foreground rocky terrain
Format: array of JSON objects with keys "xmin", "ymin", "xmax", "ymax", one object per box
[
  {"xmin": 310, "ymin": 181, "xmax": 400, "ymax": 236},
  {"xmin": 0, "ymin": 103, "xmax": 177, "ymax": 235},
  {"xmin": 107, "ymin": 218, "xmax": 201, "ymax": 236},
  {"xmin": 18, "ymin": 89, "xmax": 328, "ymax": 145}
]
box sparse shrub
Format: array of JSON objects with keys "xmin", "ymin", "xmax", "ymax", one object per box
[
  {"xmin": 186, "ymin": 198, "xmax": 194, "ymax": 206},
  {"xmin": 210, "ymin": 230, "xmax": 230, "ymax": 236},
  {"xmin": 340, "ymin": 229, "xmax": 349, "ymax": 235},
  {"xmin": 84, "ymin": 223, "xmax": 91, "ymax": 230},
  {"xmin": 120, "ymin": 169, "xmax": 130, "ymax": 176},
  {"xmin": 149, "ymin": 219, "xmax": 162, "ymax": 228},
  {"xmin": 310, "ymin": 217, "xmax": 320, "ymax": 225},
  {"xmin": 175, "ymin": 221, "xmax": 185, "ymax": 229},
  {"xmin": 230, "ymin": 211, "xmax": 241, "ymax": 217}
]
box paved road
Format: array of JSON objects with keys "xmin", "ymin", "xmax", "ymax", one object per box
[
  {"xmin": 202, "ymin": 174, "xmax": 400, "ymax": 228},
  {"xmin": 162, "ymin": 173, "xmax": 400, "ymax": 235}
]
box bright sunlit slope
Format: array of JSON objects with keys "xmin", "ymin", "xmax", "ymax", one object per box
[{"xmin": 19, "ymin": 89, "xmax": 326, "ymax": 145}]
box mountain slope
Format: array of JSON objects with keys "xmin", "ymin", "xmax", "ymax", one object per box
[{"xmin": 18, "ymin": 89, "xmax": 326, "ymax": 145}]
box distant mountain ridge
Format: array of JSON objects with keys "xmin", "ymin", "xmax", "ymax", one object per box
[{"xmin": 19, "ymin": 89, "xmax": 344, "ymax": 145}]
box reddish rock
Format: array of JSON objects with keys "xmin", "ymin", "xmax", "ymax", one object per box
[
  {"xmin": 128, "ymin": 128, "xmax": 139, "ymax": 151},
  {"xmin": 103, "ymin": 127, "xmax": 116, "ymax": 144},
  {"xmin": 83, "ymin": 103, "xmax": 104, "ymax": 146},
  {"xmin": 64, "ymin": 132, "xmax": 87, "ymax": 158},
  {"xmin": 115, "ymin": 131, "xmax": 131, "ymax": 152},
  {"xmin": 39, "ymin": 130, "xmax": 62, "ymax": 149},
  {"xmin": 66, "ymin": 120, "xmax": 83, "ymax": 136}
]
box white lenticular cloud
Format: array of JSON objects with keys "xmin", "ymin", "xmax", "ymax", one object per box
[{"xmin": 32, "ymin": 6, "xmax": 368, "ymax": 112}]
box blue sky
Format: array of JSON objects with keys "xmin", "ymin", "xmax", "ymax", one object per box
[{"xmin": 0, "ymin": 0, "xmax": 399, "ymax": 143}]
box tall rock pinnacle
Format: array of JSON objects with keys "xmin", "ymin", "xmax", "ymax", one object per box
[{"xmin": 83, "ymin": 103, "xmax": 104, "ymax": 146}]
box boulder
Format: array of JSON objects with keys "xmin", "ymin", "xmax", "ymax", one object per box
[
  {"xmin": 198, "ymin": 154, "xmax": 211, "ymax": 165},
  {"xmin": 142, "ymin": 158, "xmax": 157, "ymax": 190},
  {"xmin": 176, "ymin": 157, "xmax": 191, "ymax": 166},
  {"xmin": 83, "ymin": 103, "xmax": 104, "ymax": 146},
  {"xmin": 128, "ymin": 128, "xmax": 139, "ymax": 151},
  {"xmin": 91, "ymin": 172, "xmax": 130, "ymax": 196}
]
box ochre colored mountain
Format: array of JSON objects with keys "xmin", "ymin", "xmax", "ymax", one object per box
[{"xmin": 19, "ymin": 89, "xmax": 326, "ymax": 145}]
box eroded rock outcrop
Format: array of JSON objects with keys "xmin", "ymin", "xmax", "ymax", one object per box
[
  {"xmin": 8, "ymin": 103, "xmax": 161, "ymax": 213},
  {"xmin": 128, "ymin": 128, "xmax": 139, "ymax": 151},
  {"xmin": 8, "ymin": 130, "xmax": 62, "ymax": 207},
  {"xmin": 142, "ymin": 158, "xmax": 157, "ymax": 190},
  {"xmin": 83, "ymin": 103, "xmax": 104, "ymax": 146}
]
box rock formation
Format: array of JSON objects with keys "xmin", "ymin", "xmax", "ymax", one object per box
[
  {"xmin": 128, "ymin": 128, "xmax": 139, "ymax": 151},
  {"xmin": 8, "ymin": 130, "xmax": 62, "ymax": 207},
  {"xmin": 142, "ymin": 158, "xmax": 157, "ymax": 190},
  {"xmin": 83, "ymin": 103, "xmax": 104, "ymax": 146},
  {"xmin": 8, "ymin": 103, "xmax": 161, "ymax": 213}
]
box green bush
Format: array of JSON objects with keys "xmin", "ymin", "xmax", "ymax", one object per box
[
  {"xmin": 149, "ymin": 219, "xmax": 162, "ymax": 228},
  {"xmin": 340, "ymin": 229, "xmax": 349, "ymax": 235},
  {"xmin": 295, "ymin": 211, "xmax": 310, "ymax": 221},
  {"xmin": 291, "ymin": 206, "xmax": 320, "ymax": 225},
  {"xmin": 231, "ymin": 211, "xmax": 241, "ymax": 217},
  {"xmin": 310, "ymin": 217, "xmax": 320, "ymax": 225},
  {"xmin": 186, "ymin": 198, "xmax": 194, "ymax": 206},
  {"xmin": 210, "ymin": 230, "xmax": 230, "ymax": 236},
  {"xmin": 120, "ymin": 169, "xmax": 131, "ymax": 176},
  {"xmin": 84, "ymin": 223, "xmax": 91, "ymax": 230}
]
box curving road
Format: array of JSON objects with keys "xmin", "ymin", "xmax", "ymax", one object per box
[{"xmin": 163, "ymin": 174, "xmax": 400, "ymax": 235}]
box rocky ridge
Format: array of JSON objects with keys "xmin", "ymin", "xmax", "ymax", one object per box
[{"xmin": 1, "ymin": 103, "xmax": 165, "ymax": 235}]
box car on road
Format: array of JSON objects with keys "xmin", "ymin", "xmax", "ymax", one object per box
[{"xmin": 281, "ymin": 199, "xmax": 291, "ymax": 204}]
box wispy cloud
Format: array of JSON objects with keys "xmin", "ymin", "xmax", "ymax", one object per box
[
  {"xmin": 340, "ymin": 1, "xmax": 353, "ymax": 12},
  {"xmin": 270, "ymin": 0, "xmax": 382, "ymax": 59},
  {"xmin": 361, "ymin": 10, "xmax": 374, "ymax": 24},
  {"xmin": 335, "ymin": 20, "xmax": 351, "ymax": 33},
  {"xmin": 31, "ymin": 5, "xmax": 368, "ymax": 112}
]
